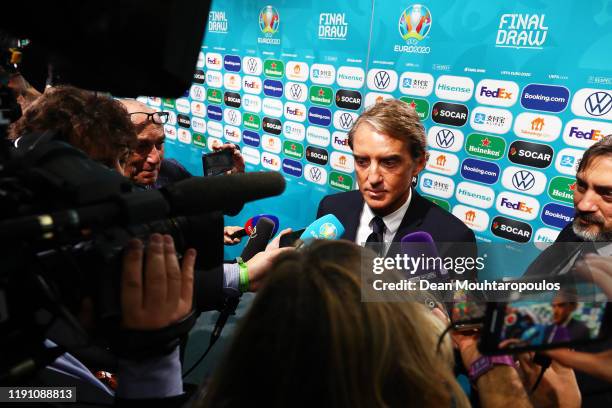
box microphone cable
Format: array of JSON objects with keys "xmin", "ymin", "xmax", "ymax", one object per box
[{"xmin": 182, "ymin": 295, "xmax": 240, "ymax": 379}]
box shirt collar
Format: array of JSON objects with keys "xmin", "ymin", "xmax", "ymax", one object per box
[{"xmin": 362, "ymin": 189, "xmax": 412, "ymax": 238}]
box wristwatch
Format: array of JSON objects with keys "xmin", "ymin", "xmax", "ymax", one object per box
[{"xmin": 468, "ymin": 355, "xmax": 515, "ymax": 383}]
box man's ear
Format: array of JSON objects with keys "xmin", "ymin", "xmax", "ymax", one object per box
[{"xmin": 413, "ymin": 153, "xmax": 428, "ymax": 176}]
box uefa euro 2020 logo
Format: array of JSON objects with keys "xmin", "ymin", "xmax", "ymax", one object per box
[
  {"xmin": 259, "ymin": 6, "xmax": 280, "ymax": 36},
  {"xmin": 398, "ymin": 4, "xmax": 432, "ymax": 42},
  {"xmin": 319, "ymin": 223, "xmax": 338, "ymax": 240}
]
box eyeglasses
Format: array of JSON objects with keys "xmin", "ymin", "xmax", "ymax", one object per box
[{"xmin": 129, "ymin": 111, "xmax": 169, "ymax": 124}]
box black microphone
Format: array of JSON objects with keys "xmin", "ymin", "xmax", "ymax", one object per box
[
  {"xmin": 239, "ymin": 217, "xmax": 276, "ymax": 261},
  {"xmin": 162, "ymin": 172, "xmax": 286, "ymax": 216},
  {"xmin": 0, "ymin": 172, "xmax": 286, "ymax": 241},
  {"xmin": 205, "ymin": 217, "xmax": 276, "ymax": 371}
]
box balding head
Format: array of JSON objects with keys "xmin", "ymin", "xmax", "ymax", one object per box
[
  {"xmin": 120, "ymin": 99, "xmax": 154, "ymax": 115},
  {"xmin": 119, "ymin": 99, "xmax": 165, "ymax": 186}
]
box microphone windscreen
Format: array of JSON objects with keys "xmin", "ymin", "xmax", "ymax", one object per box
[
  {"xmin": 400, "ymin": 231, "xmax": 435, "ymax": 244},
  {"xmin": 240, "ymin": 217, "xmax": 275, "ymax": 261},
  {"xmin": 161, "ymin": 172, "xmax": 286, "ymax": 216},
  {"xmin": 299, "ymin": 214, "xmax": 345, "ymax": 242},
  {"xmin": 399, "ymin": 231, "xmax": 448, "ymax": 279},
  {"xmin": 244, "ymin": 218, "xmax": 255, "ymax": 235},
  {"xmin": 248, "ymin": 214, "xmax": 279, "ymax": 236}
]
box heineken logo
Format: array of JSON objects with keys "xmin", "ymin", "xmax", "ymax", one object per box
[
  {"xmin": 548, "ymin": 176, "xmax": 576, "ymax": 204},
  {"xmin": 465, "ymin": 133, "xmax": 506, "ymax": 160}
]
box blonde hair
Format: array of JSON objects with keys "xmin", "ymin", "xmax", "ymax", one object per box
[
  {"xmin": 197, "ymin": 240, "xmax": 468, "ymax": 408},
  {"xmin": 348, "ymin": 98, "xmax": 427, "ymax": 160}
]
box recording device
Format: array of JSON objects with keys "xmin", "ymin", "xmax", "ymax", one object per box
[
  {"xmin": 0, "ymin": 132, "xmax": 286, "ymax": 381},
  {"xmin": 480, "ymin": 280, "xmax": 612, "ymax": 354},
  {"xmin": 230, "ymin": 214, "xmax": 280, "ymax": 240},
  {"xmin": 279, "ymin": 229, "xmax": 306, "ymax": 248},
  {"xmin": 202, "ymin": 150, "xmax": 234, "ymax": 177},
  {"xmin": 450, "ymin": 289, "xmax": 485, "ymax": 332}
]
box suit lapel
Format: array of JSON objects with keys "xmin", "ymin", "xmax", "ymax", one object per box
[
  {"xmin": 341, "ymin": 191, "xmax": 364, "ymax": 242},
  {"xmin": 390, "ymin": 190, "xmax": 428, "ymax": 242}
]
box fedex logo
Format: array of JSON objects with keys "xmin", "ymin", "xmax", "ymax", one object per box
[
  {"xmin": 287, "ymin": 107, "xmax": 304, "ymax": 116},
  {"xmin": 244, "ymin": 80, "xmax": 260, "ymax": 89},
  {"xmin": 334, "ymin": 135, "xmax": 348, "ymax": 147},
  {"xmin": 475, "ymin": 79, "xmax": 519, "ymax": 107},
  {"xmin": 496, "ymin": 191, "xmax": 540, "ymax": 220},
  {"xmin": 568, "ymin": 126, "xmax": 603, "ymax": 141},
  {"xmin": 479, "ymin": 86, "xmax": 512, "ymax": 99},
  {"xmin": 499, "ymin": 197, "xmax": 533, "ymax": 213}
]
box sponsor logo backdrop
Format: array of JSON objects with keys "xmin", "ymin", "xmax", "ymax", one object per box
[{"xmin": 139, "ymin": 0, "xmax": 612, "ymax": 259}]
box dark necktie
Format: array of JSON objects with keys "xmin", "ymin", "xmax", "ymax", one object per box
[{"xmin": 365, "ymin": 216, "xmax": 385, "ymax": 255}]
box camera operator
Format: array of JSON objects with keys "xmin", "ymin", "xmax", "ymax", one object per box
[
  {"xmin": 8, "ymin": 85, "xmax": 134, "ymax": 172},
  {"xmin": 9, "ymin": 87, "xmax": 289, "ymax": 307}
]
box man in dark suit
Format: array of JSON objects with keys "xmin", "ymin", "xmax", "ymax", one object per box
[
  {"xmin": 544, "ymin": 289, "xmax": 591, "ymax": 344},
  {"xmin": 523, "ymin": 135, "xmax": 612, "ymax": 278},
  {"xmin": 316, "ymin": 99, "xmax": 476, "ymax": 280},
  {"xmin": 523, "ymin": 135, "xmax": 612, "ymax": 407}
]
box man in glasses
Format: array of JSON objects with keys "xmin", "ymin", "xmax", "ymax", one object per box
[{"xmin": 119, "ymin": 99, "xmax": 245, "ymax": 189}]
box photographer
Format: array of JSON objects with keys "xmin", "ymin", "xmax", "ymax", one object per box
[{"xmin": 118, "ymin": 99, "xmax": 245, "ymax": 245}]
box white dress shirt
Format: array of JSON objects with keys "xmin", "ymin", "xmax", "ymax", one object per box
[{"xmin": 355, "ymin": 189, "xmax": 412, "ymax": 246}]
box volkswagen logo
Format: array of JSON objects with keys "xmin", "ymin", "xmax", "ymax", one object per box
[
  {"xmin": 228, "ymin": 110, "xmax": 238, "ymax": 123},
  {"xmin": 512, "ymin": 170, "xmax": 536, "ymax": 191},
  {"xmin": 339, "ymin": 113, "xmax": 354, "ymax": 129},
  {"xmin": 309, "ymin": 167, "xmax": 322, "ymax": 181},
  {"xmin": 246, "ymin": 58, "xmax": 259, "ymax": 73},
  {"xmin": 585, "ymin": 91, "xmax": 612, "ymax": 117},
  {"xmin": 290, "ymin": 84, "xmax": 303, "ymax": 100},
  {"xmin": 435, "ymin": 129, "xmax": 455, "ymax": 148},
  {"xmin": 373, "ymin": 71, "xmax": 391, "ymax": 90}
]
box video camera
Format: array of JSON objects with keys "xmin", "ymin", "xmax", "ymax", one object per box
[
  {"xmin": 0, "ymin": 125, "xmax": 285, "ymax": 382},
  {"xmin": 0, "ymin": 0, "xmax": 286, "ymax": 383}
]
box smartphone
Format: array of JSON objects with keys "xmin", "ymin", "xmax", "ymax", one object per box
[
  {"xmin": 279, "ymin": 229, "xmax": 305, "ymax": 248},
  {"xmin": 479, "ymin": 282, "xmax": 612, "ymax": 354},
  {"xmin": 202, "ymin": 150, "xmax": 234, "ymax": 177},
  {"xmin": 449, "ymin": 288, "xmax": 485, "ymax": 332}
]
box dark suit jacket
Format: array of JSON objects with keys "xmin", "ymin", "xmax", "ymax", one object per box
[
  {"xmin": 522, "ymin": 224, "xmax": 593, "ymax": 278},
  {"xmin": 316, "ymin": 189, "xmax": 478, "ymax": 280},
  {"xmin": 544, "ymin": 318, "xmax": 591, "ymax": 343}
]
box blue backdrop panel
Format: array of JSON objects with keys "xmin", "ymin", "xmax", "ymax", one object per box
[{"xmin": 140, "ymin": 0, "xmax": 612, "ymax": 381}]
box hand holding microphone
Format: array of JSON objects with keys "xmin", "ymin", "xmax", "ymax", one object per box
[{"xmin": 228, "ymin": 214, "xmax": 280, "ymax": 241}]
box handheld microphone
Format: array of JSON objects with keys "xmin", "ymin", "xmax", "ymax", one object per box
[
  {"xmin": 230, "ymin": 214, "xmax": 280, "ymax": 239},
  {"xmin": 400, "ymin": 231, "xmax": 449, "ymax": 281},
  {"xmin": 298, "ymin": 214, "xmax": 345, "ymax": 243},
  {"xmin": 240, "ymin": 217, "xmax": 276, "ymax": 261}
]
